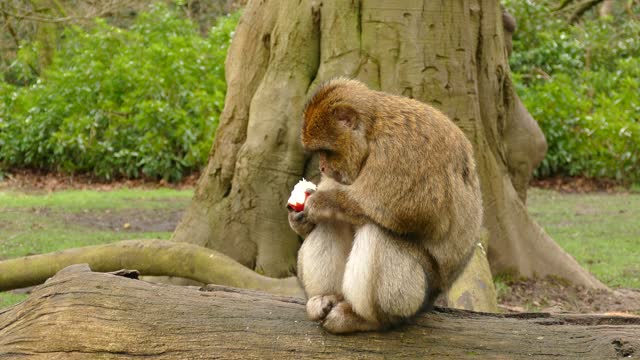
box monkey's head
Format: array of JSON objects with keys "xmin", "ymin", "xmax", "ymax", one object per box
[{"xmin": 301, "ymin": 79, "xmax": 371, "ymax": 185}]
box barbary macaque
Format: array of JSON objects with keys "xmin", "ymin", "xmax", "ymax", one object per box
[{"xmin": 288, "ymin": 78, "xmax": 482, "ymax": 334}]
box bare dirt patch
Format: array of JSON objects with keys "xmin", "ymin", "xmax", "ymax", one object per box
[
  {"xmin": 530, "ymin": 176, "xmax": 630, "ymax": 193},
  {"xmin": 498, "ymin": 277, "xmax": 640, "ymax": 316},
  {"xmin": 53, "ymin": 208, "xmax": 185, "ymax": 232},
  {"xmin": 10, "ymin": 207, "xmax": 184, "ymax": 233}
]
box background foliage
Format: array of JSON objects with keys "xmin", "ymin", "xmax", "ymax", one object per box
[
  {"xmin": 1, "ymin": 1, "xmax": 639, "ymax": 183},
  {"xmin": 506, "ymin": 0, "xmax": 640, "ymax": 183},
  {"xmin": 0, "ymin": 5, "xmax": 239, "ymax": 181}
]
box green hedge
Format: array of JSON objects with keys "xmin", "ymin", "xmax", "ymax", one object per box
[
  {"xmin": 2, "ymin": 3, "xmax": 638, "ymax": 183},
  {"xmin": 0, "ymin": 5, "xmax": 239, "ymax": 181},
  {"xmin": 506, "ymin": 1, "xmax": 640, "ymax": 183}
]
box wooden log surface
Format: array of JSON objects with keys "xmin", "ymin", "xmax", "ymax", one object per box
[{"xmin": 1, "ymin": 265, "xmax": 638, "ymax": 359}]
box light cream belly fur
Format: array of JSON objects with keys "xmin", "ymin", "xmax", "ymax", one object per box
[
  {"xmin": 298, "ymin": 222, "xmax": 352, "ymax": 297},
  {"xmin": 342, "ymin": 224, "xmax": 426, "ymax": 321}
]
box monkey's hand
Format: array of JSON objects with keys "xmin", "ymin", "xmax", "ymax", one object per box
[{"xmin": 288, "ymin": 208, "xmax": 316, "ymax": 237}]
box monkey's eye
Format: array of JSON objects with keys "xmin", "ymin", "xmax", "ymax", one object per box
[{"xmin": 319, "ymin": 149, "xmax": 335, "ymax": 157}]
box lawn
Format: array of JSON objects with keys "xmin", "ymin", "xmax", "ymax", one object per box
[
  {"xmin": 527, "ymin": 188, "xmax": 640, "ymax": 289},
  {"xmin": 0, "ymin": 187, "xmax": 193, "ymax": 307},
  {"xmin": 0, "ymin": 186, "xmax": 638, "ymax": 309}
]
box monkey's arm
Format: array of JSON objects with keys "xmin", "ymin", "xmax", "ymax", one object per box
[{"xmin": 304, "ymin": 187, "xmax": 369, "ymax": 226}]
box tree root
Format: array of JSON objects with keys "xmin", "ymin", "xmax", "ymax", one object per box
[{"xmin": 0, "ymin": 239, "xmax": 302, "ymax": 296}]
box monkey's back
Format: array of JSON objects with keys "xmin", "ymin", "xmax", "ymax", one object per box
[{"xmin": 352, "ymin": 88, "xmax": 483, "ymax": 289}]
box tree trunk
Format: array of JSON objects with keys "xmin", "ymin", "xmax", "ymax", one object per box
[
  {"xmin": 172, "ymin": 0, "xmax": 605, "ymax": 288},
  {"xmin": 1, "ymin": 266, "xmax": 637, "ymax": 359}
]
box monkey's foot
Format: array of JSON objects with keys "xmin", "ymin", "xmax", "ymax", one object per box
[
  {"xmin": 306, "ymin": 294, "xmax": 342, "ymax": 321},
  {"xmin": 321, "ymin": 301, "xmax": 381, "ymax": 334}
]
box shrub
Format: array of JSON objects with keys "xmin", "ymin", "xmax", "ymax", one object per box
[
  {"xmin": 0, "ymin": 5, "xmax": 240, "ymax": 181},
  {"xmin": 505, "ymin": 1, "xmax": 640, "ymax": 183}
]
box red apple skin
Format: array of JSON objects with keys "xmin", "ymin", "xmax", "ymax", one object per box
[{"xmin": 288, "ymin": 202, "xmax": 305, "ymax": 212}]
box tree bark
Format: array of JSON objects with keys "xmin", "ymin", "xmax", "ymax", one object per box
[
  {"xmin": 446, "ymin": 232, "xmax": 498, "ymax": 312},
  {"xmin": 171, "ymin": 0, "xmax": 605, "ymax": 288},
  {"xmin": 1, "ymin": 266, "xmax": 637, "ymax": 359},
  {"xmin": 171, "ymin": 0, "xmax": 318, "ymax": 277}
]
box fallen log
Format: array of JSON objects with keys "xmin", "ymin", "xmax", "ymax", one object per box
[{"xmin": 1, "ymin": 265, "xmax": 638, "ymax": 359}]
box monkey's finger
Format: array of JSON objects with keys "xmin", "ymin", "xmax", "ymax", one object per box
[{"xmin": 293, "ymin": 212, "xmax": 306, "ymax": 222}]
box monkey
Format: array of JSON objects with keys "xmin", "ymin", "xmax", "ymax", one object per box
[{"xmin": 288, "ymin": 78, "xmax": 483, "ymax": 334}]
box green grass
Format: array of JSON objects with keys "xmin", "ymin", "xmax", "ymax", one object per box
[
  {"xmin": 527, "ymin": 188, "xmax": 640, "ymax": 289},
  {"xmin": 1, "ymin": 186, "xmax": 638, "ymax": 310},
  {"xmin": 0, "ymin": 188, "xmax": 192, "ymax": 210},
  {"xmin": 0, "ymin": 293, "xmax": 27, "ymax": 309},
  {"xmin": 0, "ymin": 187, "xmax": 193, "ymax": 308}
]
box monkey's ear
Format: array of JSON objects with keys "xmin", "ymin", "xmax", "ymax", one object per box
[{"xmin": 332, "ymin": 105, "xmax": 358, "ymax": 129}]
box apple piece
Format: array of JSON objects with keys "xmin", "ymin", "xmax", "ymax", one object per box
[{"xmin": 287, "ymin": 179, "xmax": 317, "ymax": 211}]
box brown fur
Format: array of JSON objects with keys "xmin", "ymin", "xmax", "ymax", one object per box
[{"xmin": 291, "ymin": 78, "xmax": 483, "ymax": 334}]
